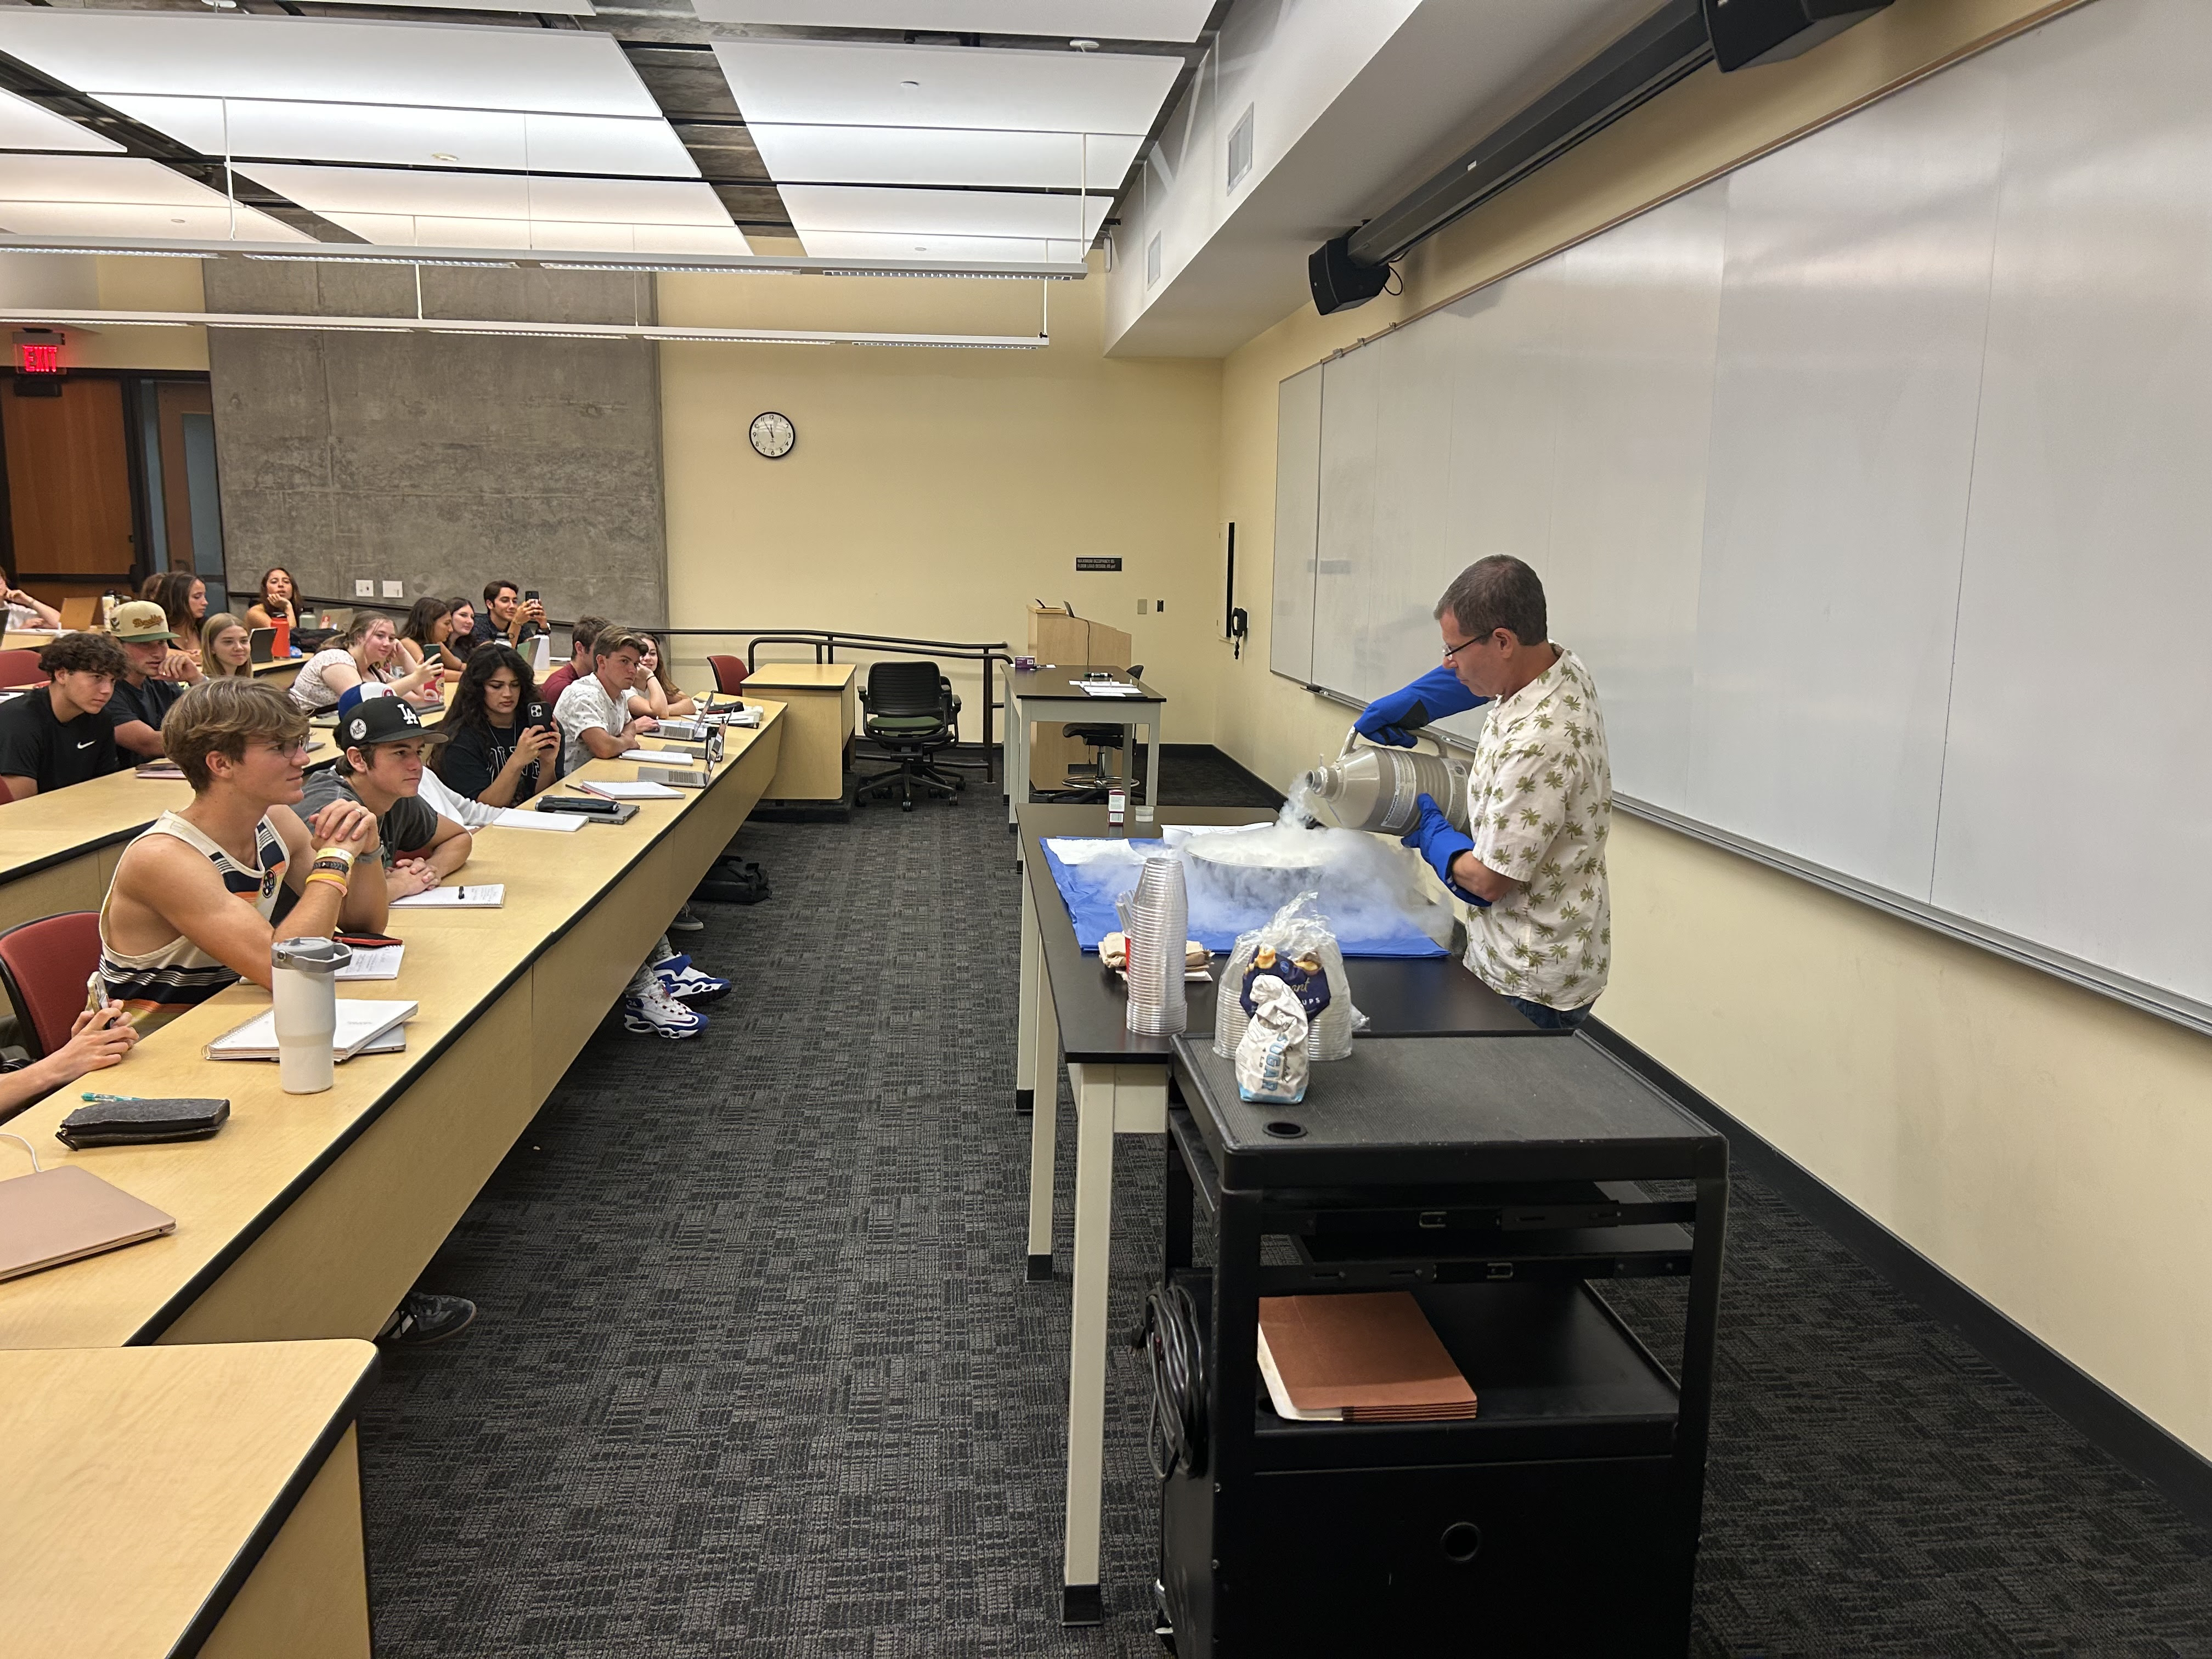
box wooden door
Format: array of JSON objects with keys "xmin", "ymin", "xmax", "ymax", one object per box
[{"xmin": 2, "ymin": 378, "xmax": 136, "ymax": 589}]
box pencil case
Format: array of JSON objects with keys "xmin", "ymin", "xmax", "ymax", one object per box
[{"xmin": 56, "ymin": 1097, "xmax": 230, "ymax": 1150}]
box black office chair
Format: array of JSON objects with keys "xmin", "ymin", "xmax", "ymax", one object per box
[
  {"xmin": 855, "ymin": 660, "xmax": 964, "ymax": 812},
  {"xmin": 1047, "ymin": 664, "xmax": 1146, "ymax": 803}
]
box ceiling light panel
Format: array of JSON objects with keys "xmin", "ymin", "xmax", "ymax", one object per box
[
  {"xmin": 276, "ymin": 0, "xmax": 593, "ymax": 13},
  {"xmin": 236, "ymin": 165, "xmax": 752, "ymax": 255},
  {"xmin": 690, "ymin": 0, "xmax": 1215, "ymax": 41},
  {"xmin": 0, "ymin": 157, "xmax": 306, "ymax": 242},
  {"xmin": 97, "ymin": 98, "xmax": 697, "ymax": 180},
  {"xmin": 0, "ymin": 13, "xmax": 661, "ymax": 119},
  {"xmin": 712, "ymin": 40, "xmax": 1180, "ymax": 135},
  {"xmin": 0, "ymin": 87, "xmax": 121, "ymax": 154},
  {"xmin": 797, "ymin": 229, "xmax": 1088, "ymax": 264},
  {"xmin": 747, "ymin": 124, "xmax": 1141, "ymax": 190},
  {"xmin": 781, "ymin": 184, "xmax": 1108, "ymax": 241}
]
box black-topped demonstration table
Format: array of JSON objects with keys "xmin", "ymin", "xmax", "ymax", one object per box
[
  {"xmin": 1002, "ymin": 665, "xmax": 1165, "ymax": 828},
  {"xmin": 1014, "ymin": 802, "xmax": 1564, "ymax": 1623}
]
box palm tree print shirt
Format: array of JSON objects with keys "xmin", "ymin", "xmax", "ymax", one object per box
[{"xmin": 1463, "ymin": 645, "xmax": 1612, "ymax": 1011}]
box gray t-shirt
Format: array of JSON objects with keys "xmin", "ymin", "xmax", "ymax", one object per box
[
  {"xmin": 297, "ymin": 766, "xmax": 441, "ymax": 870},
  {"xmin": 554, "ymin": 674, "xmax": 629, "ymax": 775}
]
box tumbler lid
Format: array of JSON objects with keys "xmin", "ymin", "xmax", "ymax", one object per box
[{"xmin": 271, "ymin": 936, "xmax": 354, "ymax": 974}]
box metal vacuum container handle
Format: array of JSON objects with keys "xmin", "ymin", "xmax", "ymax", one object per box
[{"xmin": 1301, "ymin": 726, "xmax": 1473, "ymax": 838}]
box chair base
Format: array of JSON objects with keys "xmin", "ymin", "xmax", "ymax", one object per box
[{"xmin": 855, "ymin": 755, "xmax": 966, "ymax": 811}]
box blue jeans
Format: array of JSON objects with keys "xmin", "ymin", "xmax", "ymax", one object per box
[{"xmin": 1510, "ymin": 997, "xmax": 1594, "ymax": 1031}]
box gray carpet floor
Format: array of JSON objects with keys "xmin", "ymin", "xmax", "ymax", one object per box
[{"xmin": 359, "ymin": 765, "xmax": 2212, "ymax": 1656}]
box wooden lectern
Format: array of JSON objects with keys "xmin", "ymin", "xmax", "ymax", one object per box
[{"xmin": 1026, "ymin": 604, "xmax": 1131, "ymax": 793}]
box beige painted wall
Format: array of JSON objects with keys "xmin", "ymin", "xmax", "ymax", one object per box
[
  {"xmin": 1206, "ymin": 0, "xmax": 2212, "ymax": 1458},
  {"xmin": 656, "ymin": 256, "xmax": 1227, "ymax": 749},
  {"xmin": 78, "ymin": 256, "xmax": 210, "ymax": 373}
]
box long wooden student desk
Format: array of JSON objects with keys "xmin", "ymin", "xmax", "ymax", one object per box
[
  {"xmin": 0, "ymin": 1340, "xmax": 379, "ymax": 1659},
  {"xmin": 740, "ymin": 661, "xmax": 856, "ymax": 801},
  {"xmin": 0, "ymin": 703, "xmax": 784, "ymax": 1351}
]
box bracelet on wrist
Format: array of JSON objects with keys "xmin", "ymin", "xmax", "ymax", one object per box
[{"xmin": 305, "ymin": 868, "xmax": 350, "ymax": 894}]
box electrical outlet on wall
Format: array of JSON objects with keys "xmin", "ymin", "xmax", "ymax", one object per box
[
  {"xmin": 1137, "ymin": 599, "xmax": 1149, "ymax": 616},
  {"xmin": 353, "ymin": 579, "xmax": 375, "ymax": 598},
  {"xmin": 381, "ymin": 580, "xmax": 404, "ymax": 599},
  {"xmin": 1156, "ymin": 599, "xmax": 1166, "ymax": 612}
]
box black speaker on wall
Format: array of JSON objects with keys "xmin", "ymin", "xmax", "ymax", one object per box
[
  {"xmin": 1308, "ymin": 234, "xmax": 1392, "ymax": 317},
  {"xmin": 1701, "ymin": 0, "xmax": 1895, "ymax": 72}
]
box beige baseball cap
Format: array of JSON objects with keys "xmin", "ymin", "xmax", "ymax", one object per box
[{"xmin": 110, "ymin": 600, "xmax": 176, "ymax": 644}]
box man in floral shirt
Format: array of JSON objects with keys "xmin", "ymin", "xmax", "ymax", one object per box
[{"xmin": 1358, "ymin": 556, "xmax": 1611, "ymax": 1029}]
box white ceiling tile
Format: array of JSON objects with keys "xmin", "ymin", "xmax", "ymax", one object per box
[
  {"xmin": 795, "ymin": 228, "xmax": 1086, "ymax": 263},
  {"xmin": 1, "ymin": 156, "xmax": 232, "ymax": 208},
  {"xmin": 748, "ymin": 124, "xmax": 1140, "ymax": 190},
  {"xmin": 0, "ymin": 200, "xmax": 307, "ymax": 242},
  {"xmin": 782, "ymin": 183, "xmax": 1107, "ymax": 240},
  {"xmin": 238, "ymin": 166, "xmax": 736, "ymax": 227},
  {"xmin": 691, "ymin": 0, "xmax": 1215, "ymax": 42},
  {"xmin": 321, "ymin": 213, "xmax": 755, "ymax": 255},
  {"xmin": 0, "ymin": 86, "xmax": 121, "ymax": 153},
  {"xmin": 712, "ymin": 39, "xmax": 1180, "ymax": 134},
  {"xmin": 97, "ymin": 97, "xmax": 697, "ymax": 180},
  {"xmin": 0, "ymin": 12, "xmax": 660, "ymax": 118}
]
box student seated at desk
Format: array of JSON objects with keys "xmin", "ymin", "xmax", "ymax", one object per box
[
  {"xmin": 436, "ymin": 645, "xmax": 561, "ymax": 809},
  {"xmin": 552, "ymin": 627, "xmax": 729, "ymax": 1032},
  {"xmin": 538, "ymin": 614, "xmax": 607, "ymax": 707},
  {"xmin": 1, "ymin": 562, "xmax": 60, "ymax": 631},
  {"xmin": 109, "ymin": 600, "xmax": 202, "ymax": 761},
  {"xmin": 99, "ymin": 678, "xmax": 386, "ymax": 1029},
  {"xmin": 395, "ymin": 596, "xmax": 453, "ymax": 678},
  {"xmin": 145, "ymin": 572, "xmax": 208, "ymax": 671},
  {"xmin": 461, "ymin": 579, "xmax": 548, "ymax": 656},
  {"xmin": 244, "ymin": 565, "xmax": 298, "ymax": 636},
  {"xmin": 289, "ymin": 613, "xmax": 441, "ymax": 713},
  {"xmin": 0, "ymin": 632, "xmax": 127, "ymax": 799},
  {"xmin": 199, "ymin": 612, "xmax": 253, "ymax": 679},
  {"xmin": 298, "ymin": 693, "xmax": 472, "ymax": 899},
  {"xmin": 633, "ymin": 633, "xmax": 697, "ymax": 720}
]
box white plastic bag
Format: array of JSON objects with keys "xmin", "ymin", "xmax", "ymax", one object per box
[
  {"xmin": 1235, "ymin": 974, "xmax": 1310, "ymax": 1104},
  {"xmin": 1213, "ymin": 891, "xmax": 1365, "ymax": 1062}
]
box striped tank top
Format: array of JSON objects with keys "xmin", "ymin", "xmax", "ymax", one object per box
[{"xmin": 98, "ymin": 811, "xmax": 289, "ymax": 1031}]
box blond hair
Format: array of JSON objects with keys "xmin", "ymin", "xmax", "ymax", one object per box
[
  {"xmin": 164, "ymin": 677, "xmax": 311, "ymax": 790},
  {"xmin": 199, "ymin": 612, "xmax": 253, "ymax": 678}
]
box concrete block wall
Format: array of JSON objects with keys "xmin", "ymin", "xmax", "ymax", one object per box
[{"xmin": 202, "ymin": 261, "xmax": 668, "ymax": 628}]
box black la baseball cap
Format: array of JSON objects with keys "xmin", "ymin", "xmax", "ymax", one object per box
[{"xmin": 340, "ymin": 694, "xmax": 450, "ymax": 752}]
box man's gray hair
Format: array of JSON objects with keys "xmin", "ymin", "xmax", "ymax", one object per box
[{"xmin": 1434, "ymin": 555, "xmax": 1547, "ymax": 646}]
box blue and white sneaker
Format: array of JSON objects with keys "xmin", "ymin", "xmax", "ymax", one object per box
[
  {"xmin": 621, "ymin": 980, "xmax": 707, "ymax": 1039},
  {"xmin": 654, "ymin": 954, "xmax": 731, "ymax": 1004}
]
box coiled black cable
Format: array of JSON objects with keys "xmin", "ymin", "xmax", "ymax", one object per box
[{"xmin": 1135, "ymin": 1280, "xmax": 1208, "ymax": 1479}]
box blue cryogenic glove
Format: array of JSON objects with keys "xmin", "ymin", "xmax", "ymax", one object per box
[
  {"xmin": 1354, "ymin": 664, "xmax": 1487, "ymax": 748},
  {"xmin": 1401, "ymin": 793, "xmax": 1490, "ymax": 907}
]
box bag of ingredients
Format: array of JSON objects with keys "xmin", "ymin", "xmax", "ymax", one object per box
[
  {"xmin": 1214, "ymin": 891, "xmax": 1364, "ymax": 1062},
  {"xmin": 1235, "ymin": 973, "xmax": 1310, "ymax": 1104}
]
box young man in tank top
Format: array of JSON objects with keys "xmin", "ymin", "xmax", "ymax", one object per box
[{"xmin": 100, "ymin": 677, "xmax": 479, "ymax": 1347}]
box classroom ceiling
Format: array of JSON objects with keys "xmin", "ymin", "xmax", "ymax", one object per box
[{"xmin": 0, "ymin": 1, "xmax": 1226, "ymax": 263}]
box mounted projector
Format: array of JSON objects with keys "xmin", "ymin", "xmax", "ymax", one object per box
[
  {"xmin": 1702, "ymin": 0, "xmax": 1894, "ymax": 72},
  {"xmin": 1307, "ymin": 234, "xmax": 1392, "ymax": 317}
]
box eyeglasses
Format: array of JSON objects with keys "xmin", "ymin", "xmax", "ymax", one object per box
[
  {"xmin": 258, "ymin": 737, "xmax": 314, "ymax": 759},
  {"xmin": 1441, "ymin": 633, "xmax": 1487, "ymax": 663}
]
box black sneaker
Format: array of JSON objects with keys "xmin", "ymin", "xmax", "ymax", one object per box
[{"xmin": 377, "ymin": 1292, "xmax": 477, "ymax": 1346}]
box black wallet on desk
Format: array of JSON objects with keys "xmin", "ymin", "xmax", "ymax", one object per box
[{"xmin": 56, "ymin": 1097, "xmax": 230, "ymax": 1150}]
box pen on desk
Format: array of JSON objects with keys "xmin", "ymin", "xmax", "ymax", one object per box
[{"xmin": 81, "ymin": 1091, "xmax": 146, "ymax": 1103}]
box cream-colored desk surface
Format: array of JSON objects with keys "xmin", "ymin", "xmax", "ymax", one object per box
[
  {"xmin": 740, "ymin": 662, "xmax": 857, "ymax": 801},
  {"xmin": 0, "ymin": 1340, "xmax": 376, "ymax": 1659},
  {"xmin": 0, "ymin": 703, "xmax": 784, "ymax": 1351}
]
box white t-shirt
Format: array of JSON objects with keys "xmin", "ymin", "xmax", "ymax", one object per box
[
  {"xmin": 555, "ymin": 674, "xmax": 629, "ymax": 774},
  {"xmin": 289, "ymin": 647, "xmax": 357, "ymax": 710},
  {"xmin": 1460, "ymin": 645, "xmax": 1613, "ymax": 1012}
]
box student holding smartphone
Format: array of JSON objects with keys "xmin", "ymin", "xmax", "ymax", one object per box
[{"xmin": 433, "ymin": 644, "xmax": 561, "ymax": 807}]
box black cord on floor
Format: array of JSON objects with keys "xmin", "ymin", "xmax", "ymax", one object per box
[{"xmin": 1135, "ymin": 1281, "xmax": 1208, "ymax": 1479}]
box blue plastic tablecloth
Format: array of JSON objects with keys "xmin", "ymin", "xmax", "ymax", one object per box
[{"xmin": 1040, "ymin": 839, "xmax": 1447, "ymax": 959}]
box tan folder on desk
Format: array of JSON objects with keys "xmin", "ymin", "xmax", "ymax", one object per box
[
  {"xmin": 0, "ymin": 1165, "xmax": 177, "ymax": 1282},
  {"xmin": 1257, "ymin": 1293, "xmax": 1479, "ymax": 1423}
]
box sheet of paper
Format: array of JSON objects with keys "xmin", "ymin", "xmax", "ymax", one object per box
[
  {"xmin": 491, "ymin": 808, "xmax": 585, "ymax": 833},
  {"xmin": 335, "ymin": 944, "xmax": 404, "ymax": 980},
  {"xmin": 391, "ymin": 884, "xmax": 506, "ymax": 908},
  {"xmin": 1076, "ymin": 681, "xmax": 1143, "ymax": 697},
  {"xmin": 582, "ymin": 781, "xmax": 683, "ymax": 800}
]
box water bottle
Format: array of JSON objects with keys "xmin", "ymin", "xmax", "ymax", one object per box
[
  {"xmin": 1124, "ymin": 854, "xmax": 1188, "ymax": 1036},
  {"xmin": 271, "ymin": 936, "xmax": 353, "ymax": 1094}
]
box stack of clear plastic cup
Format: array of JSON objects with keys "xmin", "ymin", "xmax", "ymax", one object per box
[{"xmin": 1125, "ymin": 854, "xmax": 1188, "ymax": 1036}]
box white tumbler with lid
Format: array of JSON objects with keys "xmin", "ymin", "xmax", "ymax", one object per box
[
  {"xmin": 1124, "ymin": 854, "xmax": 1188, "ymax": 1036},
  {"xmin": 270, "ymin": 936, "xmax": 353, "ymax": 1094}
]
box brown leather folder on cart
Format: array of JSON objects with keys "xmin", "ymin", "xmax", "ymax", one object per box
[{"xmin": 1256, "ymin": 1292, "xmax": 1479, "ymax": 1423}]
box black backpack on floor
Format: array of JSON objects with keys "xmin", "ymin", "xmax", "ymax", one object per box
[{"xmin": 693, "ymin": 856, "xmax": 771, "ymax": 905}]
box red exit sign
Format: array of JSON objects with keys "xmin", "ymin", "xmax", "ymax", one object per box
[{"xmin": 15, "ymin": 342, "xmax": 61, "ymax": 375}]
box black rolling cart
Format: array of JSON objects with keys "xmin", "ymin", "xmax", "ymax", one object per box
[{"xmin": 1152, "ymin": 1033, "xmax": 1726, "ymax": 1657}]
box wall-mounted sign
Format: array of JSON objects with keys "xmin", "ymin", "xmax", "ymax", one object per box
[{"xmin": 1075, "ymin": 557, "xmax": 1122, "ymax": 572}]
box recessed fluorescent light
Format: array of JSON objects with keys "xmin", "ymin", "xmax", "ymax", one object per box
[
  {"xmin": 6, "ymin": 245, "xmax": 217, "ymax": 259},
  {"xmin": 817, "ymin": 267, "xmax": 1077, "ymax": 280},
  {"xmin": 854, "ymin": 337, "xmax": 1041, "ymax": 348},
  {"xmin": 537, "ymin": 261, "xmax": 751, "ymax": 274},
  {"xmin": 240, "ymin": 252, "xmax": 517, "ymax": 268}
]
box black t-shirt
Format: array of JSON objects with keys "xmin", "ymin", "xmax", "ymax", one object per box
[
  {"xmin": 297, "ymin": 768, "xmax": 442, "ymax": 870},
  {"xmin": 0, "ymin": 687, "xmax": 120, "ymax": 793},
  {"xmin": 437, "ymin": 718, "xmax": 556, "ymax": 803},
  {"xmin": 110, "ymin": 674, "xmax": 185, "ymax": 736}
]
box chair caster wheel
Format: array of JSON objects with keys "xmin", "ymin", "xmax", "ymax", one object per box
[{"xmin": 902, "ymin": 800, "xmax": 915, "ymax": 812}]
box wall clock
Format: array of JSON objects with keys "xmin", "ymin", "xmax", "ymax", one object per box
[{"xmin": 749, "ymin": 410, "xmax": 796, "ymax": 459}]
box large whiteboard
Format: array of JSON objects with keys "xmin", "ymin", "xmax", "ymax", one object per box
[{"xmin": 1273, "ymin": 0, "xmax": 2212, "ymax": 1027}]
